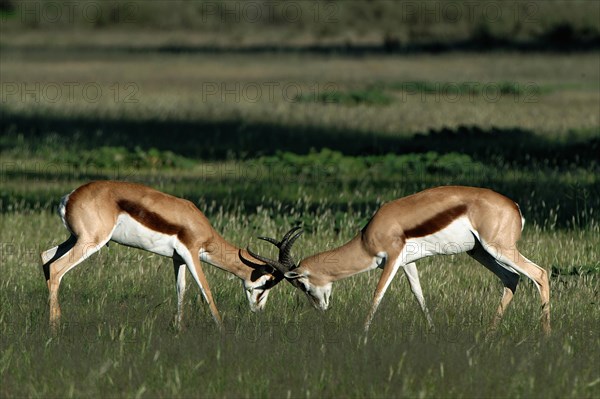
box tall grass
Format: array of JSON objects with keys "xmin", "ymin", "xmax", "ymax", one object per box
[{"xmin": 0, "ymin": 207, "xmax": 598, "ymax": 398}]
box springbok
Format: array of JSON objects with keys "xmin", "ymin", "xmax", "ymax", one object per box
[
  {"xmin": 247, "ymin": 186, "xmax": 551, "ymax": 335},
  {"xmin": 41, "ymin": 180, "xmax": 283, "ymax": 330}
]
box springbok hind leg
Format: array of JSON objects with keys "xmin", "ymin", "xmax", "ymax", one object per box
[
  {"xmin": 481, "ymin": 242, "xmax": 550, "ymax": 335},
  {"xmin": 41, "ymin": 235, "xmax": 77, "ymax": 284},
  {"xmin": 467, "ymin": 243, "xmax": 520, "ymax": 332},
  {"xmin": 45, "ymin": 237, "xmax": 106, "ymax": 331},
  {"xmin": 512, "ymin": 252, "xmax": 550, "ymax": 335},
  {"xmin": 172, "ymin": 258, "xmax": 187, "ymax": 329}
]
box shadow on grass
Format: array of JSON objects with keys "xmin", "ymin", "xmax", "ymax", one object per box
[
  {"xmin": 2, "ymin": 111, "xmax": 598, "ymax": 227},
  {"xmin": 2, "ymin": 27, "xmax": 599, "ymax": 55},
  {"xmin": 2, "ymin": 111, "xmax": 598, "ymax": 167}
]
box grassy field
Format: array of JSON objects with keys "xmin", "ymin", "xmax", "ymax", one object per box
[
  {"xmin": 1, "ymin": 48, "xmax": 599, "ymax": 398},
  {"xmin": 1, "ymin": 209, "xmax": 599, "ymax": 398}
]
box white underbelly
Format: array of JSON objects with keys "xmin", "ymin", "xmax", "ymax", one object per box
[
  {"xmin": 111, "ymin": 213, "xmax": 177, "ymax": 257},
  {"xmin": 400, "ymin": 217, "xmax": 476, "ymax": 264}
]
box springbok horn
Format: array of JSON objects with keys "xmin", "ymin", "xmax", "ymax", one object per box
[
  {"xmin": 257, "ymin": 236, "xmax": 279, "ymax": 246},
  {"xmin": 245, "ymin": 246, "xmax": 290, "ymax": 274},
  {"xmin": 258, "ymin": 226, "xmax": 302, "ymax": 249},
  {"xmin": 280, "ymin": 229, "xmax": 303, "ymax": 266},
  {"xmin": 280, "ymin": 226, "xmax": 302, "ymax": 244}
]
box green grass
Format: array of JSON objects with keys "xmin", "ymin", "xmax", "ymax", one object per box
[
  {"xmin": 2, "ymin": 144, "xmax": 598, "ymax": 229},
  {"xmin": 293, "ymin": 81, "xmax": 545, "ymax": 106},
  {"xmin": 386, "ymin": 80, "xmax": 540, "ymax": 95},
  {"xmin": 1, "ymin": 146, "xmax": 598, "ymax": 397},
  {"xmin": 1, "ymin": 49, "xmax": 599, "ymax": 398},
  {"xmin": 1, "ymin": 208, "xmax": 599, "ymax": 398},
  {"xmin": 295, "ymin": 87, "xmax": 393, "ymax": 106}
]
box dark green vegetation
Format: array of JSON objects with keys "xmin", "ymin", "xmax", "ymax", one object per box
[{"xmin": 1, "ymin": 39, "xmax": 599, "ymax": 398}]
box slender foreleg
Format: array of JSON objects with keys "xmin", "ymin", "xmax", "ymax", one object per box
[
  {"xmin": 172, "ymin": 258, "xmax": 187, "ymax": 329},
  {"xmin": 364, "ymin": 254, "xmax": 402, "ymax": 333},
  {"xmin": 402, "ymin": 262, "xmax": 434, "ymax": 330}
]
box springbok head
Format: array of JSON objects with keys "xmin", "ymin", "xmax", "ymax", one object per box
[{"xmin": 246, "ymin": 227, "xmax": 333, "ymax": 310}]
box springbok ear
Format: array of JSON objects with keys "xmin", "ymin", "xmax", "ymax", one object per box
[{"xmin": 284, "ymin": 271, "xmax": 304, "ymax": 280}]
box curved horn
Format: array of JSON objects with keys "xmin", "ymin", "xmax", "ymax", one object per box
[
  {"xmin": 246, "ymin": 246, "xmax": 290, "ymax": 274},
  {"xmin": 280, "ymin": 226, "xmax": 302, "ymax": 244},
  {"xmin": 259, "ymin": 226, "xmax": 302, "ymax": 249},
  {"xmin": 238, "ymin": 249, "xmax": 272, "ymax": 271},
  {"xmin": 257, "ymin": 236, "xmax": 279, "ymax": 246},
  {"xmin": 280, "ymin": 229, "xmax": 303, "ymax": 266}
]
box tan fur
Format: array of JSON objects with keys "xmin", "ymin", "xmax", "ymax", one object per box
[
  {"xmin": 42, "ymin": 180, "xmax": 279, "ymax": 331},
  {"xmin": 293, "ymin": 186, "xmax": 550, "ymax": 335}
]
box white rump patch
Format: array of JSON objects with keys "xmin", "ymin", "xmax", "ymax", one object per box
[{"xmin": 58, "ymin": 191, "xmax": 74, "ymax": 233}]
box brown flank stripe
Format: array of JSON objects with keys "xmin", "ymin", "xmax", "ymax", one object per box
[
  {"xmin": 404, "ymin": 204, "xmax": 468, "ymax": 238},
  {"xmin": 117, "ymin": 199, "xmax": 188, "ymax": 242}
]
